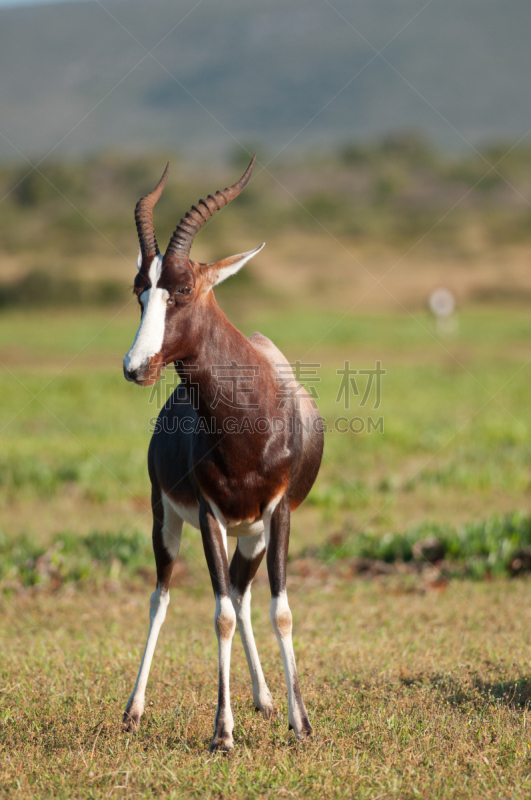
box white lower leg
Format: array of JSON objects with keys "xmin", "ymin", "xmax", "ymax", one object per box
[
  {"xmin": 231, "ymin": 585, "xmax": 275, "ymax": 715},
  {"xmin": 212, "ymin": 595, "xmax": 236, "ymax": 750},
  {"xmin": 124, "ymin": 586, "xmax": 169, "ymax": 725},
  {"xmin": 270, "ymin": 591, "xmax": 312, "ymax": 739}
]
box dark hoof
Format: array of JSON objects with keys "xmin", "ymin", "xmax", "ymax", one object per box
[
  {"xmin": 210, "ymin": 735, "xmax": 234, "ymax": 752},
  {"xmin": 289, "ymin": 720, "xmax": 313, "ymax": 740},
  {"xmin": 296, "ymin": 722, "xmax": 314, "ymax": 741},
  {"xmin": 122, "ymin": 710, "xmax": 140, "ymax": 732},
  {"xmin": 256, "ymin": 704, "xmax": 278, "ymax": 721}
]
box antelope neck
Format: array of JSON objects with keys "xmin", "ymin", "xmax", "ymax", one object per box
[{"xmin": 175, "ymin": 298, "xmax": 267, "ymax": 423}]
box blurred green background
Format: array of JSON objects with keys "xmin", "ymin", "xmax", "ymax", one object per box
[
  {"xmin": 1, "ymin": 0, "xmax": 531, "ymax": 589},
  {"xmin": 2, "ymin": 141, "xmax": 531, "ymax": 588}
]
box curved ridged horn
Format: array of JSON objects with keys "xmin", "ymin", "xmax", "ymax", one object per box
[
  {"xmin": 165, "ymin": 154, "xmax": 256, "ymax": 261},
  {"xmin": 135, "ymin": 163, "xmax": 169, "ymax": 264}
]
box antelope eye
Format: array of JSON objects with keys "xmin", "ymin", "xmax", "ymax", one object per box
[{"xmin": 176, "ymin": 286, "xmax": 192, "ymax": 296}]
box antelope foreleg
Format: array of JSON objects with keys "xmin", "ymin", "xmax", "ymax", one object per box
[
  {"xmin": 122, "ymin": 496, "xmax": 181, "ymax": 732},
  {"xmin": 200, "ymin": 503, "xmax": 236, "ymax": 752},
  {"xmin": 123, "ymin": 586, "xmax": 169, "ymax": 731}
]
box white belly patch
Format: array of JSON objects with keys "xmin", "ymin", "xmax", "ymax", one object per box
[{"xmin": 162, "ymin": 492, "xmax": 265, "ymax": 537}]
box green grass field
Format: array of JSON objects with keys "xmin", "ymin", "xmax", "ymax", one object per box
[{"xmin": 1, "ymin": 303, "xmax": 531, "ymax": 798}]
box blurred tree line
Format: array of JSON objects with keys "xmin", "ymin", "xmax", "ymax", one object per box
[{"xmin": 1, "ymin": 134, "xmax": 530, "ymax": 307}]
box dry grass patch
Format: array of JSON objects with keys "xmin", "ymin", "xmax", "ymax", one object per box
[{"xmin": 1, "ymin": 578, "xmax": 531, "ymax": 798}]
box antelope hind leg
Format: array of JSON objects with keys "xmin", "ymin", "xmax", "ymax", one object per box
[{"xmin": 229, "ymin": 533, "xmax": 277, "ymax": 719}]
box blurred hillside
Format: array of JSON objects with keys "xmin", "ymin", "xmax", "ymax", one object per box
[
  {"xmin": 1, "ymin": 138, "xmax": 531, "ymax": 312},
  {"xmin": 0, "ymin": 0, "xmax": 530, "ymax": 160}
]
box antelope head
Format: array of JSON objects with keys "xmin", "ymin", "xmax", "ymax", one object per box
[{"xmin": 123, "ymin": 156, "xmax": 264, "ymax": 386}]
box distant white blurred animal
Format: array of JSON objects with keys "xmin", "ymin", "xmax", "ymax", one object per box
[{"xmin": 428, "ymin": 288, "xmax": 457, "ymax": 336}]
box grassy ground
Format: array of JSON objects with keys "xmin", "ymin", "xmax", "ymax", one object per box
[
  {"xmin": 2, "ymin": 581, "xmax": 531, "ymax": 798},
  {"xmin": 1, "ymin": 303, "xmax": 531, "ymax": 797}
]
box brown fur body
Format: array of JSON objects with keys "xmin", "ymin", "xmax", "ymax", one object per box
[{"xmin": 150, "ymin": 306, "xmax": 323, "ymax": 528}]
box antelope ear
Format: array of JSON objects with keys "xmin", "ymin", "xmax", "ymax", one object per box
[
  {"xmin": 136, "ymin": 248, "xmax": 142, "ymax": 271},
  {"xmin": 204, "ymin": 243, "xmax": 265, "ymax": 288}
]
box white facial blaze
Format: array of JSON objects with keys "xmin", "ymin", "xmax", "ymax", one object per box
[{"xmin": 123, "ymin": 255, "xmax": 169, "ymax": 378}]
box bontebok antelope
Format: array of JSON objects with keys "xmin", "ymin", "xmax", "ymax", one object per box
[{"xmin": 122, "ymin": 156, "xmax": 324, "ymax": 751}]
